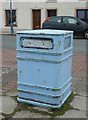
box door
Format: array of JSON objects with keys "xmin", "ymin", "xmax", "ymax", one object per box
[
  {"xmin": 32, "ymin": 10, "xmax": 41, "ymax": 30},
  {"xmin": 47, "ymin": 9, "xmax": 57, "ymax": 17}
]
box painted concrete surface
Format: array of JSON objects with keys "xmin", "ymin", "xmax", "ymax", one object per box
[
  {"xmin": 70, "ymin": 96, "xmax": 86, "ymax": 111},
  {"xmin": 2, "ymin": 96, "xmax": 17, "ymax": 114},
  {"xmin": 13, "ymin": 110, "xmax": 50, "ymax": 118},
  {"xmin": 56, "ymin": 110, "xmax": 86, "ymax": 118}
]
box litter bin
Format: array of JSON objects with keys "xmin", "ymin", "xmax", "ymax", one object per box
[{"xmin": 16, "ymin": 29, "xmax": 73, "ymax": 108}]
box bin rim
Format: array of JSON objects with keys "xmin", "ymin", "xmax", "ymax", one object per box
[{"xmin": 16, "ymin": 29, "xmax": 73, "ymax": 36}]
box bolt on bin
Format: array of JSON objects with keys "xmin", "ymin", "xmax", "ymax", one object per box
[{"xmin": 16, "ymin": 29, "xmax": 73, "ymax": 108}]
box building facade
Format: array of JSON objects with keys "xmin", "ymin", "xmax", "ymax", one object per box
[{"xmin": 0, "ymin": 0, "xmax": 88, "ymax": 32}]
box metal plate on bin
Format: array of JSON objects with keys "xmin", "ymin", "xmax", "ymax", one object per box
[
  {"xmin": 64, "ymin": 37, "xmax": 71, "ymax": 49},
  {"xmin": 20, "ymin": 37, "xmax": 53, "ymax": 49}
]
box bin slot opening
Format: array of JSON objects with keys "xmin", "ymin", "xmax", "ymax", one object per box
[
  {"xmin": 64, "ymin": 37, "xmax": 71, "ymax": 49},
  {"xmin": 20, "ymin": 37, "xmax": 53, "ymax": 49}
]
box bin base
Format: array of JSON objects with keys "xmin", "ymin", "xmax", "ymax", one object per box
[{"xmin": 17, "ymin": 91, "xmax": 71, "ymax": 108}]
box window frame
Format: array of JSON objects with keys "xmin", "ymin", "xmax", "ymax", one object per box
[
  {"xmin": 48, "ymin": 16, "xmax": 62, "ymax": 23},
  {"xmin": 46, "ymin": 0, "xmax": 57, "ymax": 3},
  {"xmin": 76, "ymin": 9, "xmax": 88, "ymax": 23},
  {"xmin": 5, "ymin": 10, "xmax": 17, "ymax": 27},
  {"xmin": 47, "ymin": 9, "xmax": 57, "ymax": 17},
  {"xmin": 63, "ymin": 17, "xmax": 78, "ymax": 24}
]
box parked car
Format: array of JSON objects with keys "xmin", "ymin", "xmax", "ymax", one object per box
[{"xmin": 42, "ymin": 16, "xmax": 88, "ymax": 39}]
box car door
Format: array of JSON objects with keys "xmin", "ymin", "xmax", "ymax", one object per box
[{"xmin": 62, "ymin": 16, "xmax": 82, "ymax": 35}]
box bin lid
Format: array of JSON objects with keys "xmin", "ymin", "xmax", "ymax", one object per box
[{"xmin": 17, "ymin": 29, "xmax": 73, "ymax": 36}]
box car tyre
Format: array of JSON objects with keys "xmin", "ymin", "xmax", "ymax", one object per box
[{"xmin": 84, "ymin": 30, "xmax": 88, "ymax": 39}]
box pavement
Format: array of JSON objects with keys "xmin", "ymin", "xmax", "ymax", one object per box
[
  {"xmin": 0, "ymin": 29, "xmax": 30, "ymax": 35},
  {"xmin": 0, "ymin": 34, "xmax": 87, "ymax": 119}
]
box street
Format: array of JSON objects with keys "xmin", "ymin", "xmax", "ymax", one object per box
[{"xmin": 0, "ymin": 34, "xmax": 87, "ymax": 119}]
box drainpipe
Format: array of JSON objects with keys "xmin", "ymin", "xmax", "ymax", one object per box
[{"xmin": 10, "ymin": 0, "xmax": 14, "ymax": 34}]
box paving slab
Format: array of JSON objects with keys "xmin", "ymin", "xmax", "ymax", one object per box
[
  {"xmin": 33, "ymin": 106, "xmax": 49, "ymax": 113},
  {"xmin": 13, "ymin": 110, "xmax": 50, "ymax": 118},
  {"xmin": 72, "ymin": 77, "xmax": 86, "ymax": 96},
  {"xmin": 56, "ymin": 109, "xmax": 86, "ymax": 118},
  {"xmin": 0, "ymin": 114, "xmax": 4, "ymax": 119},
  {"xmin": 70, "ymin": 95, "xmax": 86, "ymax": 111},
  {"xmin": 6, "ymin": 91, "xmax": 18, "ymax": 97},
  {"xmin": 0, "ymin": 96, "xmax": 2, "ymax": 113},
  {"xmin": 2, "ymin": 66, "xmax": 16, "ymax": 75},
  {"xmin": 2, "ymin": 96, "xmax": 17, "ymax": 114},
  {"xmin": 0, "ymin": 89, "xmax": 2, "ymax": 96},
  {"xmin": 33, "ymin": 106, "xmax": 53, "ymax": 114}
]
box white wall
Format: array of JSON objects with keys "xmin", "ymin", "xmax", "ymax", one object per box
[{"xmin": 56, "ymin": 2, "xmax": 86, "ymax": 16}]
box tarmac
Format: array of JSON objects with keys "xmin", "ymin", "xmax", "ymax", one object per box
[{"xmin": 0, "ymin": 33, "xmax": 87, "ymax": 119}]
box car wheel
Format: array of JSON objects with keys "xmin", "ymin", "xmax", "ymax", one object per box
[{"xmin": 84, "ymin": 30, "xmax": 88, "ymax": 39}]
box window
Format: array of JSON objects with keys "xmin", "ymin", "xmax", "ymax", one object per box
[
  {"xmin": 76, "ymin": 9, "xmax": 88, "ymax": 23},
  {"xmin": 47, "ymin": 9, "xmax": 57, "ymax": 17},
  {"xmin": 48, "ymin": 17, "xmax": 62, "ymax": 23},
  {"xmin": 5, "ymin": 10, "xmax": 17, "ymax": 26},
  {"xmin": 63, "ymin": 17, "xmax": 77, "ymax": 24},
  {"xmin": 46, "ymin": 0, "xmax": 57, "ymax": 3}
]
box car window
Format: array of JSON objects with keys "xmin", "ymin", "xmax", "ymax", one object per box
[
  {"xmin": 48, "ymin": 17, "xmax": 62, "ymax": 23},
  {"xmin": 63, "ymin": 17, "xmax": 78, "ymax": 24}
]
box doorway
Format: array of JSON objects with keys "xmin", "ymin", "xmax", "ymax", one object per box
[{"xmin": 32, "ymin": 10, "xmax": 41, "ymax": 30}]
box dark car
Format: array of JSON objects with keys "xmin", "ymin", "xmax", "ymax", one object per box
[{"xmin": 42, "ymin": 16, "xmax": 88, "ymax": 39}]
